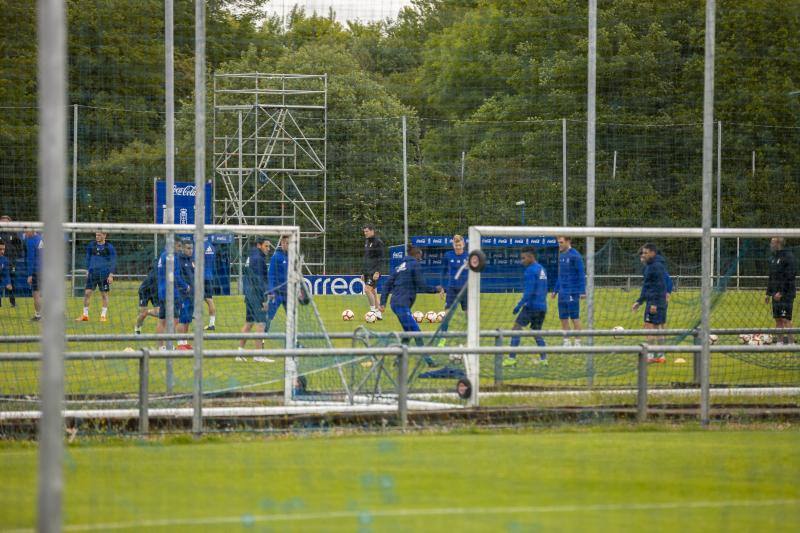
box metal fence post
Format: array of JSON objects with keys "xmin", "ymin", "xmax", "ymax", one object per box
[
  {"xmin": 637, "ymin": 345, "xmax": 649, "ymax": 422},
  {"xmin": 139, "ymin": 349, "xmax": 150, "ymax": 435},
  {"xmin": 398, "ymin": 345, "xmax": 408, "ymax": 429},
  {"xmin": 585, "ymin": 0, "xmax": 598, "ymax": 388},
  {"xmin": 494, "ymin": 332, "xmax": 504, "ymax": 386}
]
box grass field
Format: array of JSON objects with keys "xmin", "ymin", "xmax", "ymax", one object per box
[{"xmin": 1, "ymin": 426, "xmax": 798, "ymax": 531}]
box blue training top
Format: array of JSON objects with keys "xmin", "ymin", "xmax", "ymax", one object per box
[
  {"xmin": 381, "ymin": 255, "xmax": 438, "ymax": 309},
  {"xmin": 637, "ymin": 257, "xmax": 668, "ymax": 305},
  {"xmin": 244, "ymin": 246, "xmax": 269, "ymax": 299},
  {"xmin": 653, "ymin": 254, "xmax": 674, "ymax": 294},
  {"xmin": 517, "ymin": 262, "xmax": 548, "ymax": 312},
  {"xmin": 25, "ymin": 234, "xmax": 42, "ymax": 276},
  {"xmin": 86, "ymin": 240, "xmax": 117, "ymax": 277},
  {"xmin": 269, "ymin": 248, "xmax": 289, "ymax": 297},
  {"xmin": 177, "ymin": 252, "xmax": 195, "ymax": 299},
  {"xmin": 202, "ymin": 238, "xmax": 215, "ymax": 281},
  {"xmin": 156, "ymin": 249, "xmax": 190, "ymax": 301},
  {"xmin": 441, "ymin": 250, "xmax": 468, "ymax": 289},
  {"xmin": 0, "ymin": 255, "xmax": 10, "ymax": 287},
  {"xmin": 553, "ymin": 247, "xmax": 586, "ymax": 296}
]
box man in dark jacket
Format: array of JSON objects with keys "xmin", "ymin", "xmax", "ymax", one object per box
[
  {"xmin": 0, "ymin": 215, "xmax": 23, "ymax": 307},
  {"xmin": 362, "ymin": 224, "xmax": 385, "ymax": 320},
  {"xmin": 632, "ymin": 243, "xmax": 668, "ymax": 362},
  {"xmin": 765, "ymin": 237, "xmax": 797, "ymax": 344}
]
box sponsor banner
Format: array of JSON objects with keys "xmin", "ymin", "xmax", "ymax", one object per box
[
  {"xmin": 303, "ymin": 275, "xmax": 387, "ymax": 296},
  {"xmin": 155, "ymin": 181, "xmax": 213, "ymax": 225},
  {"xmin": 410, "ymin": 235, "xmax": 557, "ymax": 247}
]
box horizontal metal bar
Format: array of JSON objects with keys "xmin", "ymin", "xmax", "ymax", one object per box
[
  {"xmin": 0, "ymin": 222, "xmax": 300, "ymax": 236},
  {"xmin": 473, "ymin": 226, "xmax": 800, "ymax": 239}
]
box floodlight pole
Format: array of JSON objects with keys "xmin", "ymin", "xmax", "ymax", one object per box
[
  {"xmin": 165, "ymin": 0, "xmax": 176, "ymax": 392},
  {"xmin": 585, "ymin": 0, "xmax": 598, "ymax": 385},
  {"xmin": 700, "ymin": 0, "xmax": 716, "ymax": 426},
  {"xmin": 71, "ymin": 103, "xmax": 77, "ymax": 295},
  {"xmin": 402, "ymin": 115, "xmax": 409, "ymax": 251},
  {"xmin": 192, "ymin": 0, "xmax": 206, "ymax": 436},
  {"xmin": 37, "ymin": 0, "xmax": 67, "ymax": 531}
]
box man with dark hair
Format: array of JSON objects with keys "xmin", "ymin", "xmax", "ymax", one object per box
[
  {"xmin": 76, "ymin": 232, "xmax": 116, "ymax": 322},
  {"xmin": 0, "ymin": 215, "xmax": 23, "ymax": 307},
  {"xmin": 766, "ymin": 237, "xmax": 796, "ymax": 344},
  {"xmin": 24, "ymin": 230, "xmax": 43, "ymax": 321},
  {"xmin": 504, "ymin": 248, "xmax": 548, "ymax": 367},
  {"xmin": 632, "ymin": 243, "xmax": 668, "ymax": 363},
  {"xmin": 362, "ymin": 224, "xmax": 385, "ymax": 320},
  {"xmin": 551, "ymin": 236, "xmax": 586, "ymax": 346},
  {"xmin": 156, "ymin": 239, "xmax": 189, "ymax": 350},
  {"xmin": 379, "ymin": 246, "xmax": 444, "ymax": 365},
  {"xmin": 174, "ymin": 238, "xmax": 196, "ymax": 350},
  {"xmin": 202, "ymin": 236, "xmax": 217, "ymax": 331},
  {"xmin": 239, "ymin": 237, "xmax": 272, "ymax": 360}
]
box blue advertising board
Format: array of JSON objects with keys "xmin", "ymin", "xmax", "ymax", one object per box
[
  {"xmin": 154, "ymin": 181, "xmax": 213, "ymax": 225},
  {"xmin": 303, "ymin": 275, "xmax": 387, "ymax": 296}
]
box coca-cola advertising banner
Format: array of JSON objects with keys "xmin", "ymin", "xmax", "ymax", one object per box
[{"xmin": 154, "ymin": 181, "xmax": 213, "ymax": 225}]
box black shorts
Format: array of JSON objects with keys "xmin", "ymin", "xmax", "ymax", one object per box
[
  {"xmin": 157, "ymin": 298, "xmax": 181, "ymax": 320},
  {"xmin": 363, "ymin": 271, "xmax": 379, "ymax": 288},
  {"xmin": 644, "ymin": 302, "xmax": 668, "ymax": 325},
  {"xmin": 245, "ymin": 296, "xmax": 266, "ymax": 323},
  {"xmin": 29, "ymin": 272, "xmax": 39, "ymax": 292},
  {"xmin": 138, "ymin": 286, "xmax": 158, "ymax": 308},
  {"xmin": 203, "ymin": 279, "xmax": 214, "ymax": 300},
  {"xmin": 85, "ymin": 273, "xmax": 110, "ymax": 292},
  {"xmin": 772, "ymin": 298, "xmax": 794, "ymax": 321},
  {"xmin": 515, "ymin": 307, "xmax": 546, "ymax": 330}
]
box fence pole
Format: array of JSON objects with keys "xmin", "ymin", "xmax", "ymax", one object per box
[
  {"xmin": 36, "ymin": 0, "xmax": 68, "ymax": 530},
  {"xmin": 585, "ymin": 0, "xmax": 598, "ymax": 386},
  {"xmin": 700, "ymin": 0, "xmax": 717, "ymax": 427},
  {"xmin": 71, "ymin": 103, "xmax": 77, "ymax": 296},
  {"xmin": 716, "ymin": 120, "xmax": 722, "ymax": 283},
  {"xmin": 191, "ymin": 0, "xmax": 206, "ymax": 437},
  {"xmin": 637, "ymin": 345, "xmax": 649, "ymax": 422},
  {"xmin": 139, "ymin": 349, "xmax": 150, "ymax": 435},
  {"xmin": 402, "ymin": 115, "xmax": 409, "ymax": 251},
  {"xmin": 398, "ymin": 344, "xmax": 408, "ymax": 429},
  {"xmin": 562, "ymin": 118, "xmax": 567, "ymax": 226},
  {"xmin": 494, "ymin": 332, "xmax": 504, "ymax": 386},
  {"xmin": 164, "ymin": 0, "xmax": 176, "ymax": 394}
]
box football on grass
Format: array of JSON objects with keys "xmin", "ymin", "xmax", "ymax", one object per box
[
  {"xmin": 425, "ymin": 311, "xmax": 438, "ymax": 323},
  {"xmin": 342, "ymin": 309, "xmax": 355, "ymax": 321},
  {"xmin": 364, "ymin": 311, "xmax": 378, "ymax": 323},
  {"xmin": 413, "ymin": 311, "xmax": 425, "ymax": 323}
]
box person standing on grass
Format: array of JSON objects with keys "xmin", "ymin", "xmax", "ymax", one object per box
[
  {"xmin": 504, "ymin": 248, "xmax": 548, "ymax": 368},
  {"xmin": 0, "ymin": 241, "xmax": 12, "ymax": 306},
  {"xmin": 0, "ymin": 215, "xmax": 24, "ymax": 308},
  {"xmin": 379, "ymin": 246, "xmax": 444, "ymax": 367},
  {"xmin": 766, "ymin": 237, "xmax": 796, "ymax": 344},
  {"xmin": 551, "ymin": 236, "xmax": 585, "ymax": 346},
  {"xmin": 174, "ymin": 239, "xmax": 196, "ymax": 350},
  {"xmin": 156, "ymin": 240, "xmax": 189, "ymax": 350},
  {"xmin": 135, "ymin": 258, "xmax": 159, "ymax": 334},
  {"xmin": 76, "ymin": 232, "xmax": 116, "ymax": 322},
  {"xmin": 632, "ymin": 243, "xmax": 668, "ymax": 363},
  {"xmin": 24, "ymin": 230, "xmax": 43, "ymax": 321},
  {"xmin": 362, "ymin": 224, "xmax": 385, "ymax": 321},
  {"xmin": 436, "ymin": 234, "xmax": 469, "ymax": 343},
  {"xmin": 239, "ymin": 238, "xmax": 272, "ymax": 360},
  {"xmin": 202, "ymin": 236, "xmax": 217, "ymax": 331}
]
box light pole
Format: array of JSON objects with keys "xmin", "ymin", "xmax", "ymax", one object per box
[{"xmin": 515, "ymin": 200, "xmax": 526, "ymax": 225}]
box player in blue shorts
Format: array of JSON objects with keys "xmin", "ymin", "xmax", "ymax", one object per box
[
  {"xmin": 174, "ymin": 239, "xmax": 196, "ymax": 350},
  {"xmin": 25, "ymin": 230, "xmax": 43, "ymax": 321},
  {"xmin": 437, "ymin": 234, "xmax": 469, "ymax": 343},
  {"xmin": 77, "ymin": 232, "xmax": 116, "ymax": 322},
  {"xmin": 504, "ymin": 248, "xmax": 548, "ymax": 367},
  {"xmin": 632, "ymin": 243, "xmax": 668, "ymax": 363},
  {"xmin": 156, "ymin": 240, "xmax": 190, "ymax": 350},
  {"xmin": 551, "ymin": 236, "xmax": 585, "ymax": 346}
]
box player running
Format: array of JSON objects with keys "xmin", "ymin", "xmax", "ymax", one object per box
[
  {"xmin": 202, "ymin": 236, "xmax": 217, "ymax": 331},
  {"xmin": 362, "ymin": 224, "xmax": 385, "ymax": 321},
  {"xmin": 379, "ymin": 246, "xmax": 444, "ymax": 366},
  {"xmin": 77, "ymin": 232, "xmax": 116, "ymax": 322},
  {"xmin": 551, "ymin": 236, "xmax": 585, "ymax": 346},
  {"xmin": 632, "ymin": 243, "xmax": 668, "ymax": 363},
  {"xmin": 766, "ymin": 236, "xmax": 797, "ymax": 344},
  {"xmin": 25, "ymin": 230, "xmax": 43, "ymax": 321},
  {"xmin": 239, "ymin": 237, "xmax": 272, "ymax": 361},
  {"xmin": 504, "ymin": 248, "xmax": 548, "ymax": 367},
  {"xmin": 134, "ymin": 258, "xmax": 159, "ymax": 334}
]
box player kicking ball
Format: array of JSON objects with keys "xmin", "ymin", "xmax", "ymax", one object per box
[{"xmin": 504, "ymin": 248, "xmax": 548, "ymax": 367}]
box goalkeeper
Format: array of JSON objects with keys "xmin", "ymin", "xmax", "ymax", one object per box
[
  {"xmin": 504, "ymin": 248, "xmax": 548, "ymax": 367},
  {"xmin": 379, "ymin": 246, "xmax": 443, "ymax": 365}
]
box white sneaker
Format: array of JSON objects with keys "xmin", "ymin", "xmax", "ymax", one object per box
[
  {"xmin": 562, "ymin": 338, "xmax": 571, "ymax": 347},
  {"xmin": 253, "ymin": 356, "xmax": 275, "ymax": 363},
  {"xmin": 375, "ymin": 310, "xmax": 383, "ymax": 320},
  {"xmin": 236, "ymin": 347, "xmax": 247, "ymax": 362}
]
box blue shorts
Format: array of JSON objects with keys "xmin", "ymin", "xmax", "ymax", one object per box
[
  {"xmin": 85, "ymin": 273, "xmax": 110, "ymax": 292},
  {"xmin": 138, "ymin": 286, "xmax": 158, "ymax": 308},
  {"xmin": 515, "ymin": 307, "xmax": 546, "ymax": 330},
  {"xmin": 445, "ymin": 286, "xmax": 467, "ymax": 311},
  {"xmin": 643, "ymin": 302, "xmax": 667, "ymax": 325},
  {"xmin": 245, "ymin": 295, "xmax": 266, "ymax": 323},
  {"xmin": 178, "ymin": 297, "xmax": 194, "ymax": 324},
  {"xmin": 266, "ymin": 295, "xmax": 286, "ymax": 321},
  {"xmin": 557, "ymin": 294, "xmax": 580, "ymax": 320}
]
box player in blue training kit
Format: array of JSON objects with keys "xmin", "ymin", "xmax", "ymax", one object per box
[
  {"xmin": 551, "ymin": 236, "xmax": 585, "ymax": 346},
  {"xmin": 24, "ymin": 230, "xmax": 43, "ymax": 321},
  {"xmin": 174, "ymin": 239, "xmax": 196, "ymax": 349},
  {"xmin": 77, "ymin": 232, "xmax": 116, "ymax": 322},
  {"xmin": 156, "ymin": 240, "xmax": 191, "ymax": 350},
  {"xmin": 0, "ymin": 241, "xmax": 12, "ymax": 306},
  {"xmin": 135, "ymin": 258, "xmax": 159, "ymax": 334},
  {"xmin": 380, "ymin": 246, "xmax": 444, "ymax": 366},
  {"xmin": 239, "ymin": 237, "xmax": 272, "ymax": 359},
  {"xmin": 436, "ymin": 234, "xmax": 469, "ymax": 343},
  {"xmin": 201, "ymin": 237, "xmax": 217, "ymax": 331},
  {"xmin": 632, "ymin": 243, "xmax": 668, "ymax": 363},
  {"xmin": 505, "ymin": 248, "xmax": 549, "ymax": 367}
]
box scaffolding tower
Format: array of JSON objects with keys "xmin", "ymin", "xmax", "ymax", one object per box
[{"xmin": 213, "ymin": 73, "xmax": 327, "ymax": 273}]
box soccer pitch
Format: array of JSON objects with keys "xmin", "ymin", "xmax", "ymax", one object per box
[{"xmin": 1, "ymin": 427, "xmax": 798, "ymax": 531}]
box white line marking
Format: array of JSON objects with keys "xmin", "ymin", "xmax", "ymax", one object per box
[{"xmin": 4, "ymin": 498, "xmax": 797, "ymax": 532}]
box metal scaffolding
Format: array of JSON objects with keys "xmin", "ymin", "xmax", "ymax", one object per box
[{"xmin": 213, "ymin": 73, "xmax": 327, "ymax": 273}]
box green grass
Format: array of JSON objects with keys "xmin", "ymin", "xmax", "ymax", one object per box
[{"xmin": 1, "ymin": 427, "xmax": 799, "ymax": 531}]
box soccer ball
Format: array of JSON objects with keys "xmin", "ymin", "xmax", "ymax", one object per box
[
  {"xmin": 436, "ymin": 311, "xmax": 446, "ymax": 323},
  {"xmin": 760, "ymin": 333, "xmax": 774, "ymax": 345},
  {"xmin": 413, "ymin": 311, "xmax": 425, "ymax": 323},
  {"xmin": 612, "ymin": 325, "xmax": 625, "ymax": 339},
  {"xmin": 738, "ymin": 333, "xmax": 752, "ymax": 344},
  {"xmin": 748, "ymin": 336, "xmax": 763, "ymax": 346},
  {"xmin": 425, "ymin": 311, "xmax": 438, "ymax": 323},
  {"xmin": 448, "ymin": 353, "xmax": 464, "ymax": 363},
  {"xmin": 342, "ymin": 309, "xmax": 355, "ymax": 321},
  {"xmin": 364, "ymin": 311, "xmax": 378, "ymax": 323},
  {"xmin": 708, "ymin": 334, "xmax": 719, "ymax": 345}
]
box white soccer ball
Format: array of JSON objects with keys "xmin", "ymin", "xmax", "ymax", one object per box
[
  {"xmin": 413, "ymin": 311, "xmax": 425, "ymax": 323},
  {"xmin": 435, "ymin": 311, "xmax": 446, "ymax": 323},
  {"xmin": 612, "ymin": 326, "xmax": 625, "ymax": 339},
  {"xmin": 708, "ymin": 334, "xmax": 719, "ymax": 345},
  {"xmin": 760, "ymin": 333, "xmax": 774, "ymax": 345},
  {"xmin": 748, "ymin": 337, "xmax": 763, "ymax": 346},
  {"xmin": 364, "ymin": 311, "xmax": 378, "ymax": 323},
  {"xmin": 425, "ymin": 310, "xmax": 438, "ymax": 323},
  {"xmin": 738, "ymin": 333, "xmax": 752, "ymax": 344},
  {"xmin": 448, "ymin": 353, "xmax": 464, "ymax": 363},
  {"xmin": 342, "ymin": 309, "xmax": 355, "ymax": 321}
]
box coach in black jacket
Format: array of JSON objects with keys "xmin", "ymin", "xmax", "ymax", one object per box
[
  {"xmin": 765, "ymin": 237, "xmax": 797, "ymax": 344},
  {"xmin": 0, "ymin": 215, "xmax": 24, "ymax": 307}
]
